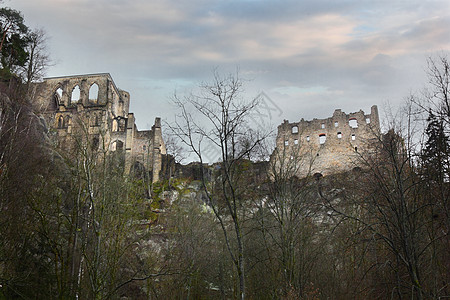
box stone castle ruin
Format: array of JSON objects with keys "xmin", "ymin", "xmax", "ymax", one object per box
[
  {"xmin": 33, "ymin": 72, "xmax": 381, "ymax": 182},
  {"xmin": 273, "ymin": 105, "xmax": 380, "ymax": 177},
  {"xmin": 35, "ymin": 73, "xmax": 166, "ymax": 182}
]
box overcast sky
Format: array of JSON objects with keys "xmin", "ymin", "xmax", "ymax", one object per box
[{"xmin": 6, "ymin": 0, "xmax": 450, "ymax": 130}]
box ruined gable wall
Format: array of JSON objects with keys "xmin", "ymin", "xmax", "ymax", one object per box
[
  {"xmin": 274, "ymin": 105, "xmax": 380, "ymax": 177},
  {"xmin": 36, "ymin": 73, "xmax": 165, "ymax": 183},
  {"xmin": 36, "ymin": 74, "xmax": 133, "ymax": 151},
  {"xmin": 37, "ymin": 73, "xmax": 120, "ymax": 109}
]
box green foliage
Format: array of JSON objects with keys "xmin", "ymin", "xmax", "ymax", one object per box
[
  {"xmin": 0, "ymin": 7, "xmax": 28, "ymax": 36},
  {"xmin": 0, "ymin": 7, "xmax": 29, "ymax": 77},
  {"xmin": 0, "ymin": 7, "xmax": 51, "ymax": 83},
  {"xmin": 1, "ymin": 32, "xmax": 28, "ymax": 70},
  {"xmin": 422, "ymin": 110, "xmax": 450, "ymax": 182}
]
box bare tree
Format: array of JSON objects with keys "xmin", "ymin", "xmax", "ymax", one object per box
[
  {"xmin": 424, "ymin": 55, "xmax": 450, "ymax": 127},
  {"xmin": 160, "ymin": 130, "xmax": 186, "ymax": 186},
  {"xmin": 20, "ymin": 28, "xmax": 52, "ymax": 87},
  {"xmin": 254, "ymin": 142, "xmax": 322, "ymax": 298},
  {"xmin": 318, "ymin": 119, "xmax": 445, "ymax": 299},
  {"xmin": 168, "ymin": 70, "xmax": 267, "ymax": 300}
]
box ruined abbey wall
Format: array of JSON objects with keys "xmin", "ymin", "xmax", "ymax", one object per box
[
  {"xmin": 273, "ymin": 105, "xmax": 380, "ymax": 177},
  {"xmin": 35, "ymin": 73, "xmax": 165, "ymax": 182},
  {"xmin": 34, "ymin": 73, "xmax": 380, "ymax": 181}
]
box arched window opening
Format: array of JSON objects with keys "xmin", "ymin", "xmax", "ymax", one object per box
[
  {"xmin": 306, "ymin": 135, "xmax": 310, "ymax": 142},
  {"xmin": 294, "ymin": 139, "xmax": 298, "ymax": 145},
  {"xmin": 351, "ymin": 134, "xmax": 356, "ymax": 141},
  {"xmin": 355, "ymin": 146, "xmax": 358, "ymax": 152},
  {"xmin": 89, "ymin": 83, "xmax": 99, "ymax": 102},
  {"xmin": 319, "ymin": 133, "xmax": 326, "ymax": 144},
  {"xmin": 56, "ymin": 87, "xmax": 63, "ymax": 98},
  {"xmin": 337, "ymin": 132, "xmax": 342, "ymax": 139},
  {"xmin": 57, "ymin": 115, "xmax": 64, "ymax": 128},
  {"xmin": 366, "ymin": 118, "xmax": 371, "ymax": 124},
  {"xmin": 52, "ymin": 87, "xmax": 63, "ymax": 108},
  {"xmin": 143, "ymin": 145, "xmax": 147, "ymax": 151},
  {"xmin": 112, "ymin": 140, "xmax": 124, "ymax": 152},
  {"xmin": 284, "ymin": 140, "xmax": 289, "ymax": 146},
  {"xmin": 334, "ymin": 121, "xmax": 338, "ymax": 127},
  {"xmin": 321, "ymin": 123, "xmax": 325, "ymax": 129},
  {"xmin": 116, "ymin": 140, "xmax": 123, "ymax": 151},
  {"xmin": 71, "ymin": 85, "xmax": 80, "ymax": 104},
  {"xmin": 92, "ymin": 136, "xmax": 99, "ymax": 151},
  {"xmin": 349, "ymin": 118, "xmax": 358, "ymax": 128},
  {"xmin": 54, "ymin": 87, "xmax": 63, "ymax": 104},
  {"xmin": 292, "ymin": 126, "xmax": 298, "ymax": 134},
  {"xmin": 313, "ymin": 172, "xmax": 323, "ymax": 180},
  {"xmin": 112, "ymin": 119, "xmax": 119, "ymax": 132}
]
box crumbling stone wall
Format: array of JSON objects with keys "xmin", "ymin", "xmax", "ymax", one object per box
[
  {"xmin": 35, "ymin": 73, "xmax": 165, "ymax": 182},
  {"xmin": 129, "ymin": 117, "xmax": 166, "ymax": 182},
  {"xmin": 273, "ymin": 105, "xmax": 381, "ymax": 177}
]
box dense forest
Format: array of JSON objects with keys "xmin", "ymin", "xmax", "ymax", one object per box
[{"xmin": 1, "ymin": 6, "xmax": 449, "ymax": 300}]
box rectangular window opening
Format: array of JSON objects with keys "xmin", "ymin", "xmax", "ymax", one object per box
[
  {"xmin": 319, "ymin": 134, "xmax": 326, "ymax": 144},
  {"xmin": 349, "ymin": 118, "xmax": 358, "ymax": 128}
]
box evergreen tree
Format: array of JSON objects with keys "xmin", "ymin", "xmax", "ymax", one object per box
[
  {"xmin": 422, "ymin": 110, "xmax": 450, "ymax": 183},
  {"xmin": 0, "ymin": 7, "xmax": 29, "ymax": 78}
]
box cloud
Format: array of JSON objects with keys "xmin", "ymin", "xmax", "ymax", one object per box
[{"xmin": 7, "ymin": 0, "xmax": 450, "ymax": 129}]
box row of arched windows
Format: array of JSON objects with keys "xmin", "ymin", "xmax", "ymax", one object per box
[
  {"xmin": 56, "ymin": 112, "xmax": 102, "ymax": 129},
  {"xmin": 53, "ymin": 83, "xmax": 99, "ymax": 106}
]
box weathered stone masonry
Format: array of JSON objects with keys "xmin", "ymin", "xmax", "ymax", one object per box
[
  {"xmin": 35, "ymin": 73, "xmax": 166, "ymax": 182},
  {"xmin": 273, "ymin": 105, "xmax": 380, "ymax": 177}
]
